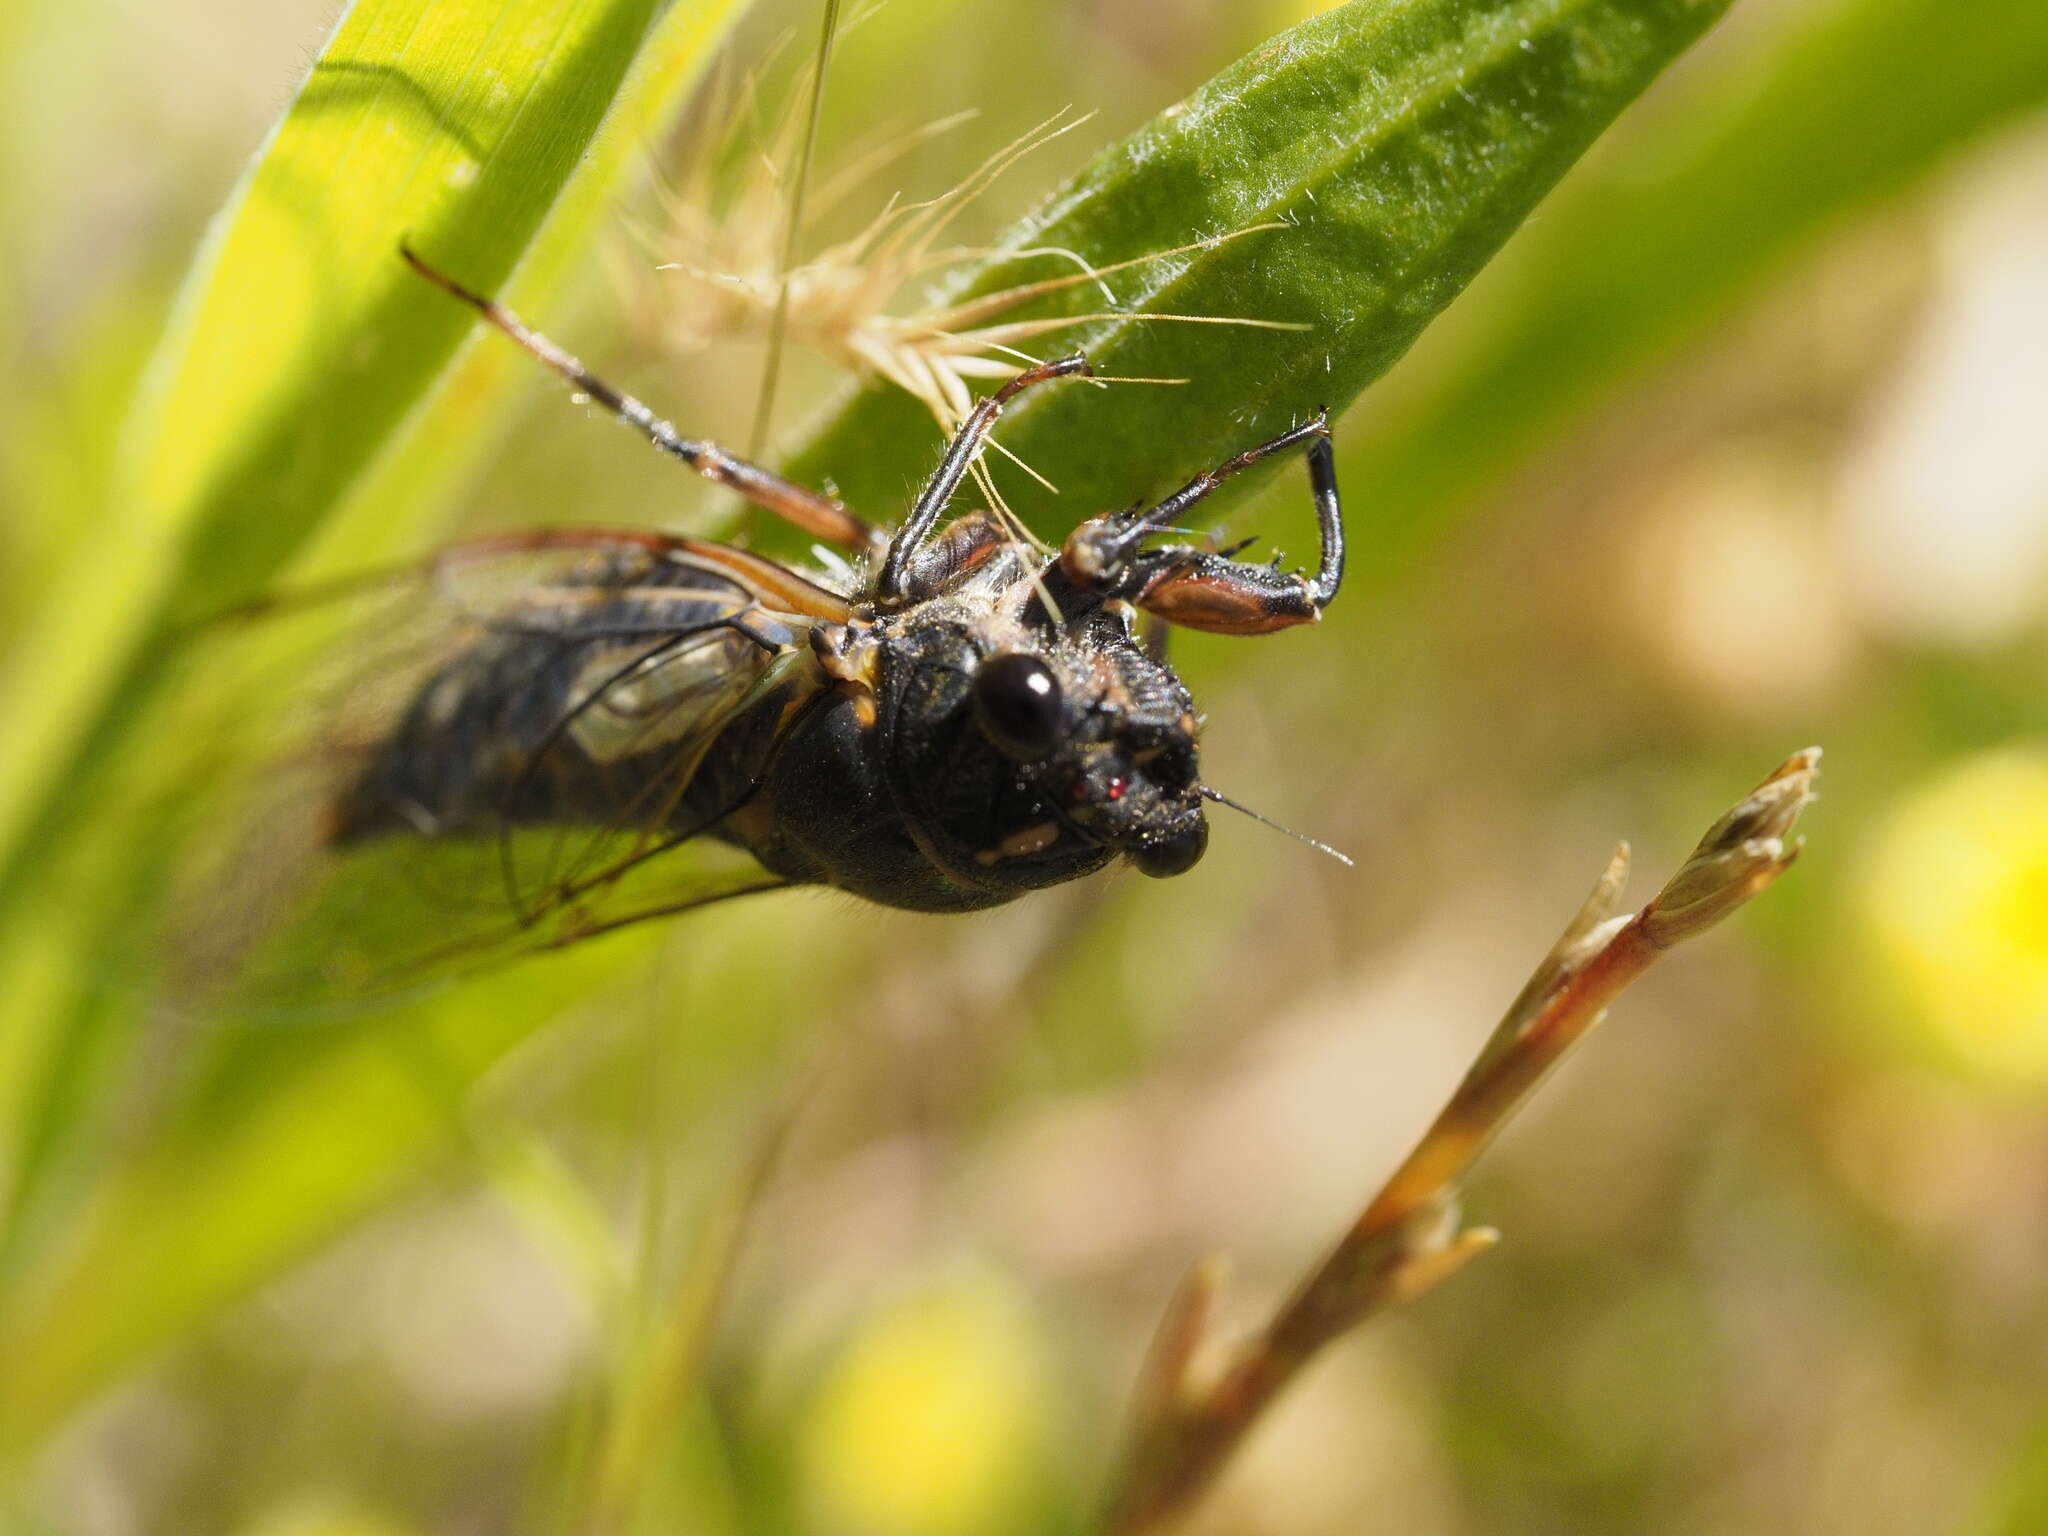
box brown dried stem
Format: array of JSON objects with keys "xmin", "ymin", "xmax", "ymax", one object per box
[{"xmin": 1105, "ymin": 747, "xmax": 1823, "ymax": 1534}]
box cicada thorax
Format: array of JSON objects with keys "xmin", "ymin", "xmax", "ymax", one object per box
[{"xmin": 732, "ymin": 611, "xmax": 1108, "ymax": 913}]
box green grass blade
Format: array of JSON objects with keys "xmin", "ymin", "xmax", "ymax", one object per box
[
  {"xmin": 781, "ymin": 0, "xmax": 1734, "ymax": 541},
  {"xmin": 0, "ymin": 935, "xmax": 656, "ymax": 1453},
  {"xmin": 0, "ymin": 0, "xmax": 672, "ymax": 918},
  {"xmin": 0, "ymin": 889, "xmax": 848, "ymax": 1453},
  {"xmin": 0, "ymin": 0, "xmax": 754, "ymax": 1444},
  {"xmin": 306, "ymin": 0, "xmax": 756, "ymax": 575},
  {"xmin": 0, "ymin": 0, "xmax": 746, "ymax": 1234}
]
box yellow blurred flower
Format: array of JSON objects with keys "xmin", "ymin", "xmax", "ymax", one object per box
[
  {"xmin": 238, "ymin": 1504, "xmax": 420, "ymax": 1536},
  {"xmin": 1862, "ymin": 746, "xmax": 2048, "ymax": 1080},
  {"xmin": 799, "ymin": 1271, "xmax": 1055, "ymax": 1536}
]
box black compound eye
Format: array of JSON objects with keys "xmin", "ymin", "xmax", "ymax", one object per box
[
  {"xmin": 1132, "ymin": 819, "xmax": 1208, "ymax": 879},
  {"xmin": 973, "ymin": 652, "xmax": 1064, "ymax": 761}
]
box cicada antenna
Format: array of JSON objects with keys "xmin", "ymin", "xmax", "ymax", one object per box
[{"xmin": 1198, "ymin": 784, "xmax": 1354, "ymax": 868}]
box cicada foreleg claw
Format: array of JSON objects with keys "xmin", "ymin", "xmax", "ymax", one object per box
[{"xmin": 1059, "ymin": 414, "xmax": 1345, "ymax": 636}]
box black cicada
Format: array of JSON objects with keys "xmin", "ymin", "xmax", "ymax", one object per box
[{"xmin": 228, "ymin": 249, "xmax": 1347, "ymax": 1004}]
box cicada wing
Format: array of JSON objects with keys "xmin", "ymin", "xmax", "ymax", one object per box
[
  {"xmin": 191, "ymin": 530, "xmax": 840, "ymax": 1015},
  {"xmin": 218, "ymin": 825, "xmax": 791, "ymax": 1018},
  {"xmin": 426, "ymin": 529, "xmax": 849, "ymax": 636}
]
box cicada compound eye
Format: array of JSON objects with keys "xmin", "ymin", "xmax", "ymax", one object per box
[
  {"xmin": 973, "ymin": 652, "xmax": 1064, "ymax": 762},
  {"xmin": 1131, "ymin": 819, "xmax": 1208, "ymax": 879}
]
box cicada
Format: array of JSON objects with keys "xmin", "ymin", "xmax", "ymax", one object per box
[{"xmin": 224, "ymin": 249, "xmax": 1348, "ymax": 1006}]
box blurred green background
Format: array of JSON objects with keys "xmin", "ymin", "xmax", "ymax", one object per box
[{"xmin": 4, "ymin": 0, "xmax": 2048, "ymax": 1532}]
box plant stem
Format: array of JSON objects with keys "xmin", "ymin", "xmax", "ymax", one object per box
[{"xmin": 1105, "ymin": 748, "xmax": 1822, "ymax": 1533}]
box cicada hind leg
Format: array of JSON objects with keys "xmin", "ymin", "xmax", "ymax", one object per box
[{"xmin": 401, "ymin": 246, "xmax": 885, "ymax": 558}]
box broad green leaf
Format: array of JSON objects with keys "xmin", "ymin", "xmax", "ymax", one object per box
[
  {"xmin": 783, "ymin": 0, "xmax": 1734, "ymax": 542},
  {"xmin": 1337, "ymin": 0, "xmax": 2048, "ymax": 561}
]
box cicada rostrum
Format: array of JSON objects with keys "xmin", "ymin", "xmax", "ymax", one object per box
[{"xmin": 226, "ymin": 249, "xmax": 1348, "ymax": 1005}]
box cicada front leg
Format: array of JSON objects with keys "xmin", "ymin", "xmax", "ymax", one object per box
[
  {"xmin": 1059, "ymin": 415, "xmax": 1345, "ymax": 636},
  {"xmin": 878, "ymin": 352, "xmax": 1094, "ymax": 605}
]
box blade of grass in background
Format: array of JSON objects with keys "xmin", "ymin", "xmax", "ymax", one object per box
[
  {"xmin": 1337, "ymin": 0, "xmax": 2048, "ymax": 565},
  {"xmin": 0, "ymin": 924, "xmax": 655, "ymax": 1452},
  {"xmin": 783, "ymin": 0, "xmax": 1734, "ymax": 542},
  {"xmin": 0, "ymin": 0, "xmax": 700, "ymax": 1180},
  {"xmin": 305, "ymin": 0, "xmax": 754, "ymax": 572},
  {"xmin": 0, "ymin": 3, "xmax": 745, "ymax": 1218},
  {"xmin": 0, "ymin": 0, "xmax": 674, "ymax": 920},
  {"xmin": 0, "ymin": 0, "xmax": 753, "ymax": 1445},
  {"xmin": 0, "ymin": 887, "xmax": 862, "ymax": 1452}
]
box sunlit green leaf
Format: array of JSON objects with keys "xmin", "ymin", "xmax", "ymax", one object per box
[
  {"xmin": 784, "ymin": 0, "xmax": 1734, "ymax": 542},
  {"xmin": 0, "ymin": 0, "xmax": 673, "ymax": 914}
]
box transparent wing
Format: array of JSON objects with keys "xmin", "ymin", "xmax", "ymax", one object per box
[
  {"xmin": 186, "ymin": 530, "xmax": 844, "ymax": 1014},
  {"xmin": 218, "ymin": 826, "xmax": 792, "ymax": 1018}
]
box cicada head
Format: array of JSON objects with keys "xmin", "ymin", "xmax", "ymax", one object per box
[{"xmin": 873, "ymin": 598, "xmax": 1209, "ymax": 900}]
